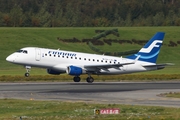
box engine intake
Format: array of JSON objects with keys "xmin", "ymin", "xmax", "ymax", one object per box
[{"xmin": 66, "ymin": 66, "xmax": 85, "ymax": 76}]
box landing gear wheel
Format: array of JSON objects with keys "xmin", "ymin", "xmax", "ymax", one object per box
[
  {"xmin": 73, "ymin": 76, "xmax": 81, "ymax": 82},
  {"xmin": 86, "ymin": 77, "xmax": 94, "ymax": 83},
  {"xmin": 25, "ymin": 66, "xmax": 31, "ymax": 77},
  {"xmin": 25, "ymin": 73, "xmax": 30, "ymax": 77}
]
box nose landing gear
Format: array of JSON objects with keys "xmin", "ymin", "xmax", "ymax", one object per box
[{"xmin": 25, "ymin": 66, "xmax": 31, "ymax": 77}]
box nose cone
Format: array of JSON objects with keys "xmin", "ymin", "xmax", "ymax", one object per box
[{"xmin": 6, "ymin": 54, "xmax": 15, "ymax": 62}]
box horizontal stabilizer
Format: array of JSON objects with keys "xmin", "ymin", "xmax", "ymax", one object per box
[{"xmin": 142, "ymin": 63, "xmax": 174, "ymax": 70}]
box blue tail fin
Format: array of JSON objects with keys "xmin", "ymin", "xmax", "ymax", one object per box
[{"xmin": 126, "ymin": 32, "xmax": 165, "ymax": 63}]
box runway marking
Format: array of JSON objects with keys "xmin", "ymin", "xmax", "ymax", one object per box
[
  {"xmin": 137, "ymin": 99, "xmax": 145, "ymax": 101},
  {"xmin": 149, "ymin": 98, "xmax": 156, "ymax": 100}
]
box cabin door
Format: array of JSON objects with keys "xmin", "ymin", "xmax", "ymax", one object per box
[{"xmin": 35, "ymin": 48, "xmax": 41, "ymax": 61}]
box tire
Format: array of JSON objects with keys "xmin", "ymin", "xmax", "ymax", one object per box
[
  {"xmin": 86, "ymin": 77, "xmax": 94, "ymax": 83},
  {"xmin": 25, "ymin": 73, "xmax": 29, "ymax": 77},
  {"xmin": 73, "ymin": 76, "xmax": 81, "ymax": 82}
]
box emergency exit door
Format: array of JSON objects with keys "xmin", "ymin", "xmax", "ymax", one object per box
[{"xmin": 35, "ymin": 48, "xmax": 41, "ymax": 61}]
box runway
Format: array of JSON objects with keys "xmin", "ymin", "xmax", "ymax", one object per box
[{"xmin": 0, "ymin": 82, "xmax": 180, "ymax": 107}]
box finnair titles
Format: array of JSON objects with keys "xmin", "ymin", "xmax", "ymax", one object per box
[
  {"xmin": 6, "ymin": 32, "xmax": 173, "ymax": 83},
  {"xmin": 48, "ymin": 51, "xmax": 76, "ymax": 57}
]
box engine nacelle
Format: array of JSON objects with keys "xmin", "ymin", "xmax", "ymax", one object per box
[
  {"xmin": 47, "ymin": 69, "xmax": 61, "ymax": 75},
  {"xmin": 66, "ymin": 66, "xmax": 85, "ymax": 76}
]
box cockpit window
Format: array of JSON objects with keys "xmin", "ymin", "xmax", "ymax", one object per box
[
  {"xmin": 23, "ymin": 50, "xmax": 28, "ymax": 54},
  {"xmin": 16, "ymin": 50, "xmax": 23, "ymax": 53},
  {"xmin": 16, "ymin": 50, "xmax": 28, "ymax": 54}
]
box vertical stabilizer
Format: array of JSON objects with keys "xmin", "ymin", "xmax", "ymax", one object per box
[{"xmin": 126, "ymin": 32, "xmax": 165, "ymax": 63}]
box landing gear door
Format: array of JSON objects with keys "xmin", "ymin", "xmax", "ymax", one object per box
[{"xmin": 35, "ymin": 48, "xmax": 41, "ymax": 61}]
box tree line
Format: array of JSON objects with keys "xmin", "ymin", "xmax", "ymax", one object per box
[{"xmin": 0, "ymin": 0, "xmax": 180, "ymax": 27}]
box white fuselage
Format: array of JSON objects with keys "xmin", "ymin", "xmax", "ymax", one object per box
[{"xmin": 6, "ymin": 47, "xmax": 155, "ymax": 75}]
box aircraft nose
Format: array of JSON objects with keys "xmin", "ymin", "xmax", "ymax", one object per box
[{"xmin": 6, "ymin": 54, "xmax": 15, "ymax": 62}]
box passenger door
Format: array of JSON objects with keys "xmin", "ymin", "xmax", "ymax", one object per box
[{"xmin": 35, "ymin": 48, "xmax": 41, "ymax": 61}]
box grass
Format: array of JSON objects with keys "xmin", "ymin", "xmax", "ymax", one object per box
[
  {"xmin": 0, "ymin": 73, "xmax": 180, "ymax": 83},
  {"xmin": 0, "ymin": 99, "xmax": 180, "ymax": 120},
  {"xmin": 164, "ymin": 92, "xmax": 180, "ymax": 98},
  {"xmin": 0, "ymin": 27, "xmax": 180, "ymax": 119},
  {"xmin": 0, "ymin": 27, "xmax": 180, "ymax": 75}
]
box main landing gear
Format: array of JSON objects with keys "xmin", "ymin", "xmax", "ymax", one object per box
[
  {"xmin": 24, "ymin": 66, "xmax": 31, "ymax": 77},
  {"xmin": 73, "ymin": 76, "xmax": 81, "ymax": 82},
  {"xmin": 86, "ymin": 76, "xmax": 94, "ymax": 83},
  {"xmin": 73, "ymin": 75, "xmax": 94, "ymax": 83}
]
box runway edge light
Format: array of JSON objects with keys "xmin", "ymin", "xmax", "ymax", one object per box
[{"xmin": 94, "ymin": 109, "xmax": 100, "ymax": 115}]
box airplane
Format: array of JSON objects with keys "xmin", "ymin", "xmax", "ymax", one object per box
[{"xmin": 6, "ymin": 32, "xmax": 173, "ymax": 83}]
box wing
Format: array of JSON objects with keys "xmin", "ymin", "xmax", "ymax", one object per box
[
  {"xmin": 83, "ymin": 62, "xmax": 135, "ymax": 73},
  {"xmin": 84, "ymin": 62, "xmax": 134, "ymax": 68},
  {"xmin": 84, "ymin": 55, "xmax": 140, "ymax": 73}
]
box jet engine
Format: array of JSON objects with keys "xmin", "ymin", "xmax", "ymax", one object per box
[
  {"xmin": 47, "ymin": 69, "xmax": 61, "ymax": 75},
  {"xmin": 66, "ymin": 66, "xmax": 86, "ymax": 76}
]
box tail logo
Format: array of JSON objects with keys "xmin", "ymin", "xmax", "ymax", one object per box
[{"xmin": 139, "ymin": 40, "xmax": 162, "ymax": 53}]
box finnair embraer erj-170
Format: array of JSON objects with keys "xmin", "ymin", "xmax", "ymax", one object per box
[{"xmin": 6, "ymin": 32, "xmax": 172, "ymax": 83}]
